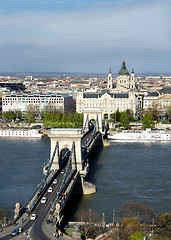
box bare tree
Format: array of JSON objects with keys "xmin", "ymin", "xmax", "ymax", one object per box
[
  {"xmin": 75, "ymin": 209, "xmax": 102, "ymax": 239},
  {"xmin": 119, "ymin": 202, "xmax": 156, "ymax": 224}
]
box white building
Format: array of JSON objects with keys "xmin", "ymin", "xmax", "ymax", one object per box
[
  {"xmin": 76, "ymin": 61, "xmax": 138, "ymax": 119},
  {"xmin": 2, "ymin": 93, "xmax": 75, "ymax": 115}
]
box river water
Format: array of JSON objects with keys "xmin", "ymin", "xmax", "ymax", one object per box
[{"xmin": 0, "ymin": 137, "xmax": 170, "ymax": 222}]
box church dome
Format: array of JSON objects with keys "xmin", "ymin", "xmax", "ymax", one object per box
[{"xmin": 118, "ymin": 60, "xmax": 129, "ymax": 75}]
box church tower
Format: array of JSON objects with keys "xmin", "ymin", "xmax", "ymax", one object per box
[
  {"xmin": 130, "ymin": 68, "xmax": 135, "ymax": 90},
  {"xmin": 107, "ymin": 68, "xmax": 113, "ymax": 89},
  {"xmin": 116, "ymin": 60, "xmax": 130, "ymax": 92}
]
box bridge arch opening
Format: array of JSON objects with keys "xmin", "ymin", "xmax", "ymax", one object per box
[
  {"xmin": 89, "ymin": 119, "xmax": 96, "ymax": 131},
  {"xmin": 59, "ymin": 148, "xmax": 70, "ymax": 167}
]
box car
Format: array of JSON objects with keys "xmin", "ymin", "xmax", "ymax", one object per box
[
  {"xmin": 30, "ymin": 214, "xmax": 37, "ymax": 220},
  {"xmin": 11, "ymin": 228, "xmax": 19, "ymax": 236},
  {"xmin": 41, "ymin": 196, "xmax": 47, "ymax": 203},
  {"xmin": 61, "ymin": 170, "xmax": 65, "ymax": 174},
  {"xmin": 48, "ymin": 187, "xmax": 53, "ymax": 192},
  {"xmin": 53, "ymin": 179, "xmax": 57, "ymax": 184}
]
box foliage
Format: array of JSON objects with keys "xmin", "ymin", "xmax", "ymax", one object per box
[
  {"xmin": 116, "ymin": 109, "xmax": 121, "ymax": 121},
  {"xmin": 168, "ymin": 106, "xmax": 171, "ymax": 120},
  {"xmin": 126, "ymin": 109, "xmax": 134, "ymax": 121},
  {"xmin": 120, "ymin": 111, "xmax": 130, "ymax": 129},
  {"xmin": 14, "ymin": 110, "xmax": 22, "ymax": 119},
  {"xmin": 75, "ymin": 209, "xmax": 102, "ymax": 239},
  {"xmin": 153, "ymin": 236, "xmax": 171, "ymax": 240},
  {"xmin": 0, "ymin": 208, "xmax": 10, "ymax": 224},
  {"xmin": 119, "ymin": 202, "xmax": 156, "ymax": 224},
  {"xmin": 142, "ymin": 112, "xmax": 155, "ymax": 129},
  {"xmin": 156, "ymin": 212, "xmax": 171, "ymax": 237},
  {"xmin": 110, "ymin": 113, "xmax": 116, "ymax": 120},
  {"xmin": 3, "ymin": 111, "xmax": 16, "ymax": 121},
  {"xmin": 43, "ymin": 112, "xmax": 83, "ymax": 128},
  {"xmin": 146, "ymin": 103, "xmax": 160, "ymax": 120},
  {"xmin": 128, "ymin": 231, "xmax": 144, "ymax": 240},
  {"xmin": 24, "ymin": 113, "xmax": 35, "ymax": 124},
  {"xmin": 119, "ymin": 218, "xmax": 142, "ymax": 240},
  {"xmin": 2, "ymin": 110, "xmax": 23, "ymax": 121}
]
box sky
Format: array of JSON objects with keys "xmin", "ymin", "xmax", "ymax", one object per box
[{"xmin": 0, "ymin": 0, "xmax": 171, "ymax": 74}]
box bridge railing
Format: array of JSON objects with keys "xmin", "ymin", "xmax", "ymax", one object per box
[
  {"xmin": 26, "ymin": 143, "xmax": 70, "ymax": 212},
  {"xmin": 50, "ymin": 142, "xmax": 76, "ymax": 214}
]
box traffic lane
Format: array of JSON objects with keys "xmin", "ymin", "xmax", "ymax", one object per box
[
  {"xmin": 0, "ymin": 171, "xmax": 68, "ymax": 240},
  {"xmin": 30, "ymin": 173, "xmax": 65, "ymax": 240}
]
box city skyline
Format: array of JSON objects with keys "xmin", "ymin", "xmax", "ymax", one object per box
[{"xmin": 0, "ymin": 0, "xmax": 171, "ymax": 74}]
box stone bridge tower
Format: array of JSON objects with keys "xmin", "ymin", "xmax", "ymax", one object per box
[
  {"xmin": 83, "ymin": 108, "xmax": 103, "ymax": 133},
  {"xmin": 48, "ymin": 128, "xmax": 84, "ymax": 171}
]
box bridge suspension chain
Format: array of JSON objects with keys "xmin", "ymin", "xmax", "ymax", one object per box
[{"xmin": 50, "ymin": 142, "xmax": 76, "ymax": 214}]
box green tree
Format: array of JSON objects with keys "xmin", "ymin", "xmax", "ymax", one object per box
[
  {"xmin": 142, "ymin": 112, "xmax": 155, "ymax": 129},
  {"xmin": 128, "ymin": 231, "xmax": 144, "ymax": 240},
  {"xmin": 4, "ymin": 111, "xmax": 16, "ymax": 121},
  {"xmin": 156, "ymin": 212, "xmax": 171, "ymax": 236},
  {"xmin": 116, "ymin": 109, "xmax": 121, "ymax": 121},
  {"xmin": 24, "ymin": 113, "xmax": 35, "ymax": 124},
  {"xmin": 14, "ymin": 110, "xmax": 22, "ymax": 119},
  {"xmin": 120, "ymin": 112, "xmax": 130, "ymax": 129},
  {"xmin": 110, "ymin": 113, "xmax": 116, "ymax": 121},
  {"xmin": 167, "ymin": 106, "xmax": 171, "ymax": 121},
  {"xmin": 119, "ymin": 218, "xmax": 142, "ymax": 240},
  {"xmin": 126, "ymin": 109, "xmax": 134, "ymax": 121}
]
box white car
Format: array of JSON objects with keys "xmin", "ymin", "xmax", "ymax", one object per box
[
  {"xmin": 61, "ymin": 170, "xmax": 64, "ymax": 174},
  {"xmin": 41, "ymin": 197, "xmax": 47, "ymax": 203},
  {"xmin": 30, "ymin": 214, "xmax": 37, "ymax": 220},
  {"xmin": 48, "ymin": 187, "xmax": 53, "ymax": 192},
  {"xmin": 53, "ymin": 179, "xmax": 57, "ymax": 184}
]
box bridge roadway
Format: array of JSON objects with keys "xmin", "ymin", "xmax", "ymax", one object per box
[
  {"xmin": 1, "ymin": 129, "xmax": 102, "ymax": 239},
  {"xmin": 1, "ymin": 165, "xmax": 76, "ymax": 240}
]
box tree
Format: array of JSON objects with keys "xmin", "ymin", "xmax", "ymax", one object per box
[
  {"xmin": 120, "ymin": 112, "xmax": 130, "ymax": 129},
  {"xmin": 75, "ymin": 209, "xmax": 102, "ymax": 239},
  {"xmin": 116, "ymin": 109, "xmax": 121, "ymax": 121},
  {"xmin": 14, "ymin": 110, "xmax": 22, "ymax": 119},
  {"xmin": 119, "ymin": 218, "xmax": 142, "ymax": 240},
  {"xmin": 3, "ymin": 110, "xmax": 16, "ymax": 121},
  {"xmin": 119, "ymin": 202, "xmax": 156, "ymax": 224},
  {"xmin": 110, "ymin": 113, "xmax": 116, "ymax": 121},
  {"xmin": 167, "ymin": 106, "xmax": 171, "ymax": 121},
  {"xmin": 156, "ymin": 212, "xmax": 171, "ymax": 236},
  {"xmin": 126, "ymin": 109, "xmax": 134, "ymax": 121},
  {"xmin": 128, "ymin": 231, "xmax": 144, "ymax": 240},
  {"xmin": 142, "ymin": 112, "xmax": 155, "ymax": 129},
  {"xmin": 146, "ymin": 103, "xmax": 160, "ymax": 120},
  {"xmin": 0, "ymin": 208, "xmax": 10, "ymax": 225},
  {"xmin": 24, "ymin": 113, "xmax": 35, "ymax": 124}
]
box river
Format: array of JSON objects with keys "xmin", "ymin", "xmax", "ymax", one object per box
[{"xmin": 0, "ymin": 137, "xmax": 170, "ymax": 222}]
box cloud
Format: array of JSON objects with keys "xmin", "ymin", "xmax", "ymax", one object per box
[{"xmin": 0, "ymin": 0, "xmax": 171, "ymax": 72}]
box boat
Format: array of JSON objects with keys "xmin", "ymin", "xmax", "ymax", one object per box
[
  {"xmin": 108, "ymin": 128, "xmax": 171, "ymax": 141},
  {"xmin": 0, "ymin": 128, "xmax": 44, "ymax": 138}
]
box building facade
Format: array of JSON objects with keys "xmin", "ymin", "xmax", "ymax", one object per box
[
  {"xmin": 76, "ymin": 61, "xmax": 138, "ymax": 119},
  {"xmin": 143, "ymin": 86, "xmax": 171, "ymax": 114},
  {"xmin": 2, "ymin": 93, "xmax": 75, "ymax": 115}
]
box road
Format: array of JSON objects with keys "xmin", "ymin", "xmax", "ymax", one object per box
[{"xmin": 0, "ymin": 169, "xmax": 68, "ymax": 240}]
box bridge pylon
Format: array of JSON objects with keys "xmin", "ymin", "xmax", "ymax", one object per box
[
  {"xmin": 83, "ymin": 108, "xmax": 103, "ymax": 133},
  {"xmin": 48, "ymin": 128, "xmax": 84, "ymax": 171}
]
